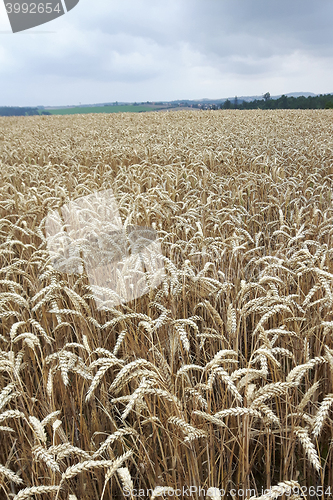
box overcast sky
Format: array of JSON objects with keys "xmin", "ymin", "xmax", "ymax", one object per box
[{"xmin": 0, "ymin": 0, "xmax": 333, "ymax": 106}]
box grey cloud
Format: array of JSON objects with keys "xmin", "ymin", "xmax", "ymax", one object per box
[
  {"xmin": 0, "ymin": 0, "xmax": 333, "ymax": 105},
  {"xmin": 178, "ymin": 0, "xmax": 333, "ymax": 60}
]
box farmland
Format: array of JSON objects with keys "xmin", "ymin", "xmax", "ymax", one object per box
[
  {"xmin": 0, "ymin": 110, "xmax": 333, "ymax": 499},
  {"xmin": 46, "ymin": 104, "xmax": 168, "ymax": 115}
]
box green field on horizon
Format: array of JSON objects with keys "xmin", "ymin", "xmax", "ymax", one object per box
[{"xmin": 47, "ymin": 104, "xmax": 162, "ymax": 115}]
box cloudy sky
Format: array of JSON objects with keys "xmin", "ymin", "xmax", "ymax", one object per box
[{"xmin": 0, "ymin": 0, "xmax": 333, "ymax": 106}]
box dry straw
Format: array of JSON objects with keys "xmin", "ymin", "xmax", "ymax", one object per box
[{"xmin": 1, "ymin": 109, "xmax": 333, "ymax": 498}]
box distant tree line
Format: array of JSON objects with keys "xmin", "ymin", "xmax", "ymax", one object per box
[
  {"xmin": 0, "ymin": 107, "xmax": 51, "ymax": 116},
  {"xmin": 220, "ymin": 93, "xmax": 333, "ymax": 110}
]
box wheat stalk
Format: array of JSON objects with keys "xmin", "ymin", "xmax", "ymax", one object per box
[
  {"xmin": 312, "ymin": 394, "xmax": 333, "ymax": 438},
  {"xmin": 295, "ymin": 427, "xmax": 321, "ymax": 472},
  {"xmin": 13, "ymin": 486, "xmax": 60, "ymax": 500}
]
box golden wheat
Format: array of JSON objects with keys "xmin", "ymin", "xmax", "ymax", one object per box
[{"xmin": 0, "ymin": 109, "xmax": 333, "ymax": 498}]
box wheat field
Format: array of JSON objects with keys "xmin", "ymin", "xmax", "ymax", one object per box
[{"xmin": 0, "ymin": 110, "xmax": 333, "ymax": 499}]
